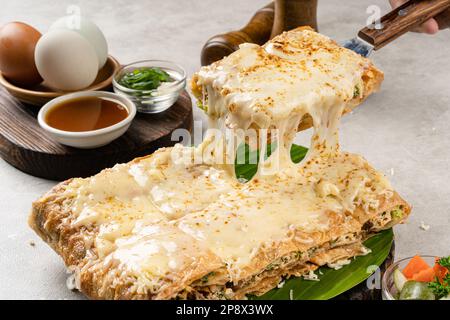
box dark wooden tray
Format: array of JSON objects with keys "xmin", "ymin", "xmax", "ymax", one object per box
[{"xmin": 0, "ymin": 87, "xmax": 193, "ymax": 180}]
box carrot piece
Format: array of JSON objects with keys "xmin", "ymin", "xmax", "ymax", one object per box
[
  {"xmin": 403, "ymin": 255, "xmax": 431, "ymax": 279},
  {"xmin": 412, "ymin": 267, "xmax": 436, "ymax": 282},
  {"xmin": 433, "ymin": 258, "xmax": 449, "ymax": 282}
]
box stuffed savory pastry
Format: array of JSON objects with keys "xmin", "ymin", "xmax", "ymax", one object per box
[{"xmin": 30, "ymin": 27, "xmax": 410, "ymax": 300}]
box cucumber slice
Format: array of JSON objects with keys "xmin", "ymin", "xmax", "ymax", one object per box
[
  {"xmin": 399, "ymin": 281, "xmax": 436, "ymax": 300},
  {"xmin": 393, "ymin": 268, "xmax": 408, "ymax": 292}
]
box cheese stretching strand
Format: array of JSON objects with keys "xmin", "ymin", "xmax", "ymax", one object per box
[{"xmin": 30, "ymin": 27, "xmax": 410, "ymax": 300}]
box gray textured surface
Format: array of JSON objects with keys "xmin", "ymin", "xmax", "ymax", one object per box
[{"xmin": 0, "ymin": 0, "xmax": 449, "ymax": 299}]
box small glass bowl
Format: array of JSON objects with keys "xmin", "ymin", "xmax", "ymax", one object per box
[
  {"xmin": 382, "ymin": 255, "xmax": 436, "ymax": 300},
  {"xmin": 113, "ymin": 60, "xmax": 186, "ymax": 113}
]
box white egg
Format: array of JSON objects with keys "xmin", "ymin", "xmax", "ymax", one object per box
[
  {"xmin": 50, "ymin": 16, "xmax": 108, "ymax": 69},
  {"xmin": 35, "ymin": 29, "xmax": 98, "ymax": 91}
]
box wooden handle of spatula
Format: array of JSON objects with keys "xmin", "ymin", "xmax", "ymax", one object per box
[{"xmin": 359, "ymin": 0, "xmax": 450, "ymax": 50}]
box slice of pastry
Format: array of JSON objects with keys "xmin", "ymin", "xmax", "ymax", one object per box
[{"xmin": 191, "ymin": 26, "xmax": 384, "ymax": 132}]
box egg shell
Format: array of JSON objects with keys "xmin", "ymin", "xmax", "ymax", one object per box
[
  {"xmin": 50, "ymin": 16, "xmax": 108, "ymax": 69},
  {"xmin": 35, "ymin": 29, "xmax": 98, "ymax": 91},
  {"xmin": 0, "ymin": 22, "xmax": 43, "ymax": 86}
]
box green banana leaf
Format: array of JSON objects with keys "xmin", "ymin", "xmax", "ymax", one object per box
[
  {"xmin": 234, "ymin": 144, "xmax": 394, "ymax": 300},
  {"xmin": 235, "ymin": 144, "xmax": 308, "ymax": 180}
]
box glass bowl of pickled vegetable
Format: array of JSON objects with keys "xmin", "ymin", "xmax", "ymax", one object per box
[
  {"xmin": 113, "ymin": 60, "xmax": 186, "ymax": 113},
  {"xmin": 382, "ymin": 255, "xmax": 450, "ymax": 300}
]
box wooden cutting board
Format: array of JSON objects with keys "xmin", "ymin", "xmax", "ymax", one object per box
[{"xmin": 0, "ymin": 87, "xmax": 193, "ymax": 181}]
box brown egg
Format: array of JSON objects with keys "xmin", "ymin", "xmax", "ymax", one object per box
[{"xmin": 0, "ymin": 22, "xmax": 43, "ymax": 86}]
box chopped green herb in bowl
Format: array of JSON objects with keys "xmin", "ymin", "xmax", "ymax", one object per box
[
  {"xmin": 113, "ymin": 60, "xmax": 186, "ymax": 113},
  {"xmin": 118, "ymin": 67, "xmax": 172, "ymax": 91}
]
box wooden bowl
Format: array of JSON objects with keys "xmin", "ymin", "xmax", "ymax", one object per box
[{"xmin": 0, "ymin": 55, "xmax": 120, "ymax": 106}]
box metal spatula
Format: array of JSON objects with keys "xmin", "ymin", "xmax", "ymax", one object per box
[{"xmin": 342, "ymin": 0, "xmax": 450, "ymax": 57}]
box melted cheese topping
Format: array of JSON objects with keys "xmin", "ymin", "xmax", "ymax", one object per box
[
  {"xmin": 106, "ymin": 223, "xmax": 211, "ymax": 280},
  {"xmin": 65, "ymin": 146, "xmax": 238, "ymax": 258},
  {"xmin": 177, "ymin": 152, "xmax": 391, "ymax": 280},
  {"xmin": 59, "ymin": 28, "xmax": 394, "ymax": 296},
  {"xmin": 195, "ymin": 28, "xmax": 370, "ymax": 130}
]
